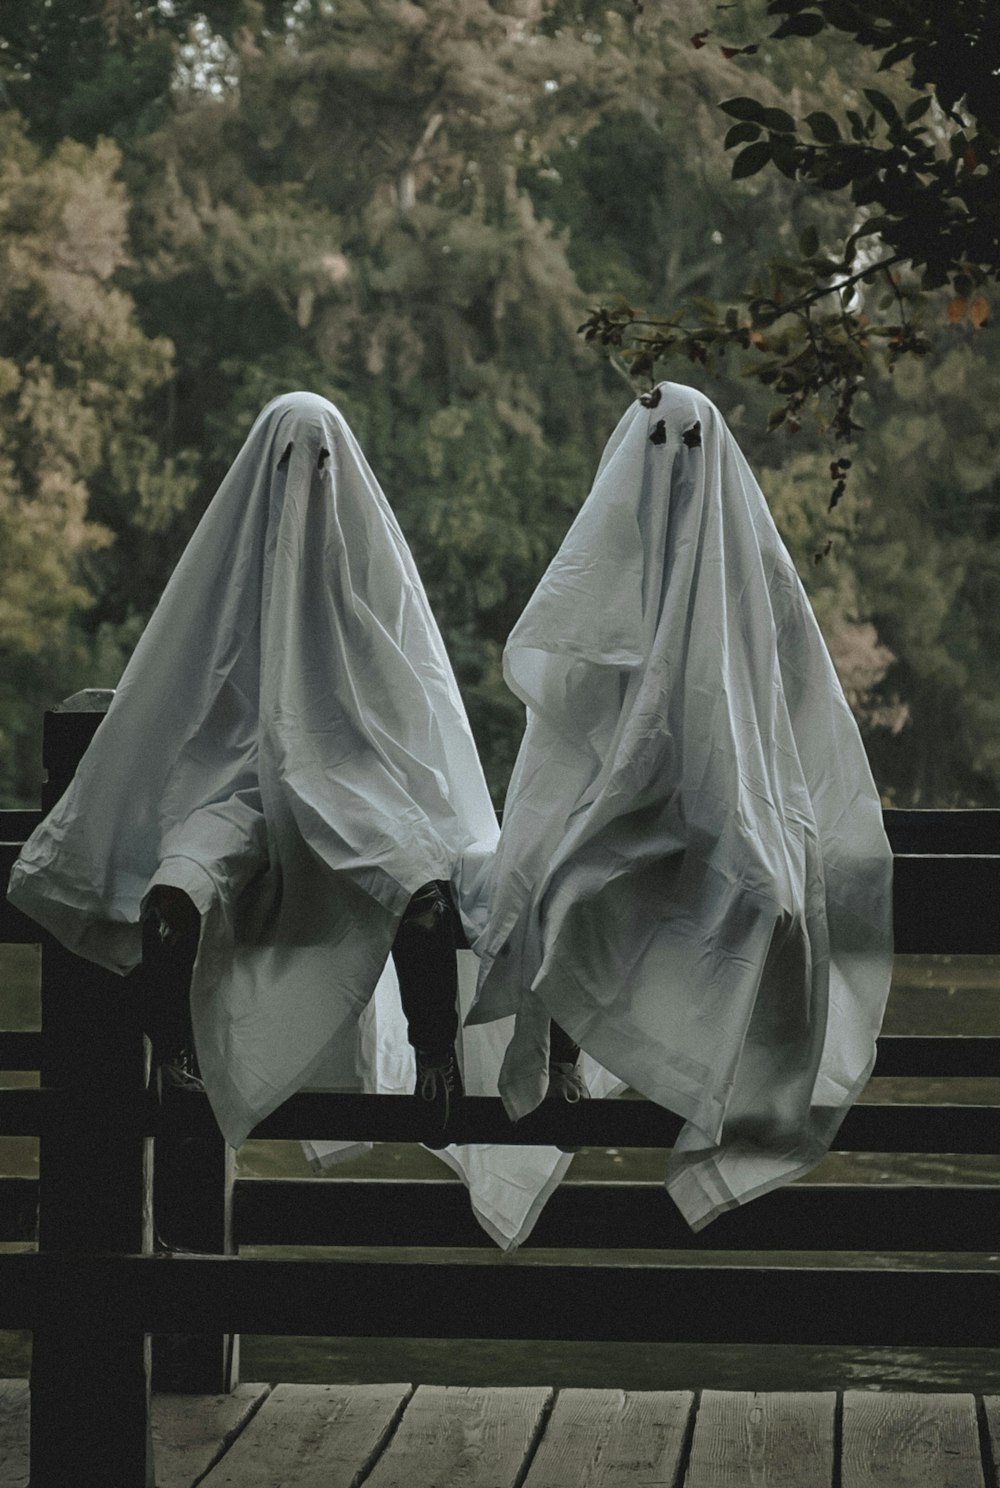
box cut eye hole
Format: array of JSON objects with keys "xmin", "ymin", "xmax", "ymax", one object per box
[
  {"xmin": 318, "ymin": 448, "xmax": 329, "ymax": 469},
  {"xmin": 681, "ymin": 421, "xmax": 702, "ymax": 449},
  {"xmin": 649, "ymin": 419, "xmax": 667, "ymax": 446}
]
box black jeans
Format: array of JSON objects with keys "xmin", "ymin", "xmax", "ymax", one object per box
[
  {"xmin": 390, "ymin": 882, "xmax": 459, "ymax": 1054},
  {"xmin": 139, "ymin": 906, "xmax": 199, "ymax": 1064},
  {"xmin": 390, "ymin": 881, "xmax": 580, "ymax": 1063}
]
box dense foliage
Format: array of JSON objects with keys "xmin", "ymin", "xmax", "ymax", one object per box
[
  {"xmin": 586, "ymin": 1, "xmax": 999, "ymax": 478},
  {"xmin": 0, "ymin": 0, "xmax": 997, "ymax": 807}
]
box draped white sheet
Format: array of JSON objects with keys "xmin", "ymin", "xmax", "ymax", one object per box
[
  {"xmin": 7, "ymin": 391, "xmax": 579, "ymax": 1248},
  {"xmin": 467, "ymin": 382, "xmax": 893, "ymax": 1231}
]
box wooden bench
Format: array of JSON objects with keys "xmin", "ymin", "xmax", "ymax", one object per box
[{"xmin": 1, "ymin": 707, "xmax": 998, "ymax": 1487}]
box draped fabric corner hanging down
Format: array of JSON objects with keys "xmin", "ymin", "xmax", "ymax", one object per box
[
  {"xmin": 8, "ymin": 382, "xmax": 892, "ymax": 1242},
  {"xmin": 7, "ymin": 391, "xmax": 615, "ymax": 1250},
  {"xmin": 468, "ymin": 382, "xmax": 893, "ymax": 1232}
]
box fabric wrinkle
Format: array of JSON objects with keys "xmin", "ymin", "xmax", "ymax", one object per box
[
  {"xmin": 7, "ymin": 388, "xmax": 578, "ymax": 1250},
  {"xmin": 471, "ymin": 380, "xmax": 893, "ymax": 1231}
]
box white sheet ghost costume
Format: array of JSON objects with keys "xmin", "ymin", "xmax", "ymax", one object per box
[
  {"xmin": 467, "ymin": 382, "xmax": 893, "ymax": 1232},
  {"xmin": 7, "ymin": 390, "xmax": 577, "ymax": 1249}
]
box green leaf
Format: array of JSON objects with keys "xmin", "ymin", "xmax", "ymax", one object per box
[
  {"xmin": 761, "ymin": 107, "xmax": 796, "ymax": 134},
  {"xmin": 863, "ymin": 88, "xmax": 901, "ymax": 126},
  {"xmin": 770, "ymin": 12, "xmax": 824, "ymax": 38},
  {"xmin": 905, "ymin": 95, "xmax": 932, "ymax": 124},
  {"xmin": 799, "ymin": 225, "xmax": 819, "ymax": 257},
  {"xmin": 879, "ymin": 42, "xmax": 915, "ymax": 71},
  {"xmin": 719, "ymin": 96, "xmax": 768, "ymax": 124},
  {"xmin": 724, "ymin": 121, "xmax": 763, "ymax": 149},
  {"xmin": 731, "ymin": 141, "xmax": 773, "ymax": 180},
  {"xmin": 846, "ymin": 109, "xmax": 868, "ymax": 141},
  {"xmin": 769, "ymin": 135, "xmax": 799, "ymax": 179},
  {"xmin": 922, "ymin": 262, "xmax": 950, "ymax": 290},
  {"xmin": 805, "ymin": 111, "xmax": 840, "ymax": 144}
]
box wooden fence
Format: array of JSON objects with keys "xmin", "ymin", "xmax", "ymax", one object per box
[{"xmin": 1, "ymin": 707, "xmax": 998, "ymax": 1487}]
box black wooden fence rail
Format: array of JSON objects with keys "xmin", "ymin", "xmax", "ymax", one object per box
[{"xmin": 1, "ymin": 708, "xmax": 999, "ymax": 1487}]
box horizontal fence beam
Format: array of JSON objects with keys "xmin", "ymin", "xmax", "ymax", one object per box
[
  {"xmin": 4, "ymin": 1032, "xmax": 998, "ymax": 1077},
  {"xmin": 885, "ymin": 809, "xmax": 1000, "ymax": 855},
  {"xmin": 1, "ymin": 1087, "xmax": 998, "ymax": 1152},
  {"xmin": 0, "ymin": 1030, "xmax": 41, "ymax": 1069},
  {"xmin": 3, "ymin": 1176, "xmax": 999, "ymax": 1251},
  {"xmin": 0, "ymin": 810, "xmax": 42, "ymax": 842},
  {"xmin": 892, "ymin": 854, "xmax": 1000, "ymax": 953},
  {"xmin": 872, "ymin": 1035, "xmax": 1000, "ymax": 1077},
  {"xmin": 1, "ymin": 1250, "xmax": 997, "ymax": 1347},
  {"xmin": 0, "ymin": 1176, "xmax": 37, "ymax": 1242},
  {"xmin": 233, "ymin": 1177, "xmax": 1000, "ymax": 1253},
  {"xmin": 3, "ymin": 850, "xmax": 1000, "ymax": 958}
]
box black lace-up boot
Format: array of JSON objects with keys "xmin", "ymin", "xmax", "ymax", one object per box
[{"xmin": 391, "ymin": 881, "xmax": 463, "ymax": 1139}]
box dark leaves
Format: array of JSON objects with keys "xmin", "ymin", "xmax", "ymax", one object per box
[
  {"xmin": 770, "ymin": 11, "xmax": 825, "ymax": 39},
  {"xmin": 805, "ymin": 110, "xmax": 841, "ymax": 144},
  {"xmin": 724, "ymin": 121, "xmax": 763, "ymax": 149},
  {"xmin": 761, "ymin": 106, "xmax": 796, "ymax": 134},
  {"xmin": 720, "ymin": 96, "xmax": 768, "ymax": 124},
  {"xmin": 905, "ymin": 95, "xmax": 933, "ymax": 124},
  {"xmin": 731, "ymin": 141, "xmax": 772, "ymax": 179},
  {"xmin": 649, "ymin": 419, "xmax": 667, "ymax": 445},
  {"xmin": 863, "ymin": 88, "xmax": 901, "ymax": 128}
]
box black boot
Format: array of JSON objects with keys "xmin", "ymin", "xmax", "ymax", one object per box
[
  {"xmin": 414, "ymin": 1045, "xmax": 465, "ymax": 1144},
  {"xmin": 391, "ymin": 881, "xmax": 463, "ymax": 1139},
  {"xmin": 140, "ymin": 886, "xmax": 202, "ymax": 1085},
  {"xmin": 547, "ymin": 1022, "xmax": 588, "ymax": 1101}
]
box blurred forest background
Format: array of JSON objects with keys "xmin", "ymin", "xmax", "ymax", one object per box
[{"xmin": 1, "ymin": 0, "xmax": 998, "ymax": 809}]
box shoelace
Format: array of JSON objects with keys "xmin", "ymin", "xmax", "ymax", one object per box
[
  {"xmin": 159, "ymin": 1060, "xmax": 205, "ymax": 1093},
  {"xmin": 548, "ymin": 1061, "xmax": 589, "ymax": 1102},
  {"xmin": 418, "ymin": 1054, "xmax": 460, "ymax": 1125}
]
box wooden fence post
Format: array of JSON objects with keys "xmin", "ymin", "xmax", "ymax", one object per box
[
  {"xmin": 31, "ymin": 700, "xmax": 239, "ymax": 1397},
  {"xmin": 29, "ymin": 704, "xmax": 155, "ymax": 1487},
  {"xmin": 152, "ymin": 1130, "xmax": 240, "ymax": 1392}
]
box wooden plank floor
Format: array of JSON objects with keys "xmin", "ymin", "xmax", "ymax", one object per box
[{"xmin": 2, "ymin": 1380, "xmax": 1000, "ymax": 1486}]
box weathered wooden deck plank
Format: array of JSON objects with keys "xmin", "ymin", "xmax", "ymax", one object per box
[
  {"xmin": 686, "ymin": 1390, "xmax": 837, "ymax": 1487},
  {"xmin": 0, "ymin": 1379, "xmax": 29, "ymax": 1488},
  {"xmin": 197, "ymin": 1382, "xmax": 413, "ymax": 1488},
  {"xmin": 363, "ymin": 1385, "xmax": 552, "ymax": 1488},
  {"xmin": 5, "ymin": 1381, "xmax": 1000, "ymax": 1486},
  {"xmin": 152, "ymin": 1383, "xmax": 271, "ymax": 1488},
  {"xmin": 841, "ymin": 1391, "xmax": 984, "ymax": 1487},
  {"xmin": 522, "ymin": 1387, "xmax": 693, "ymax": 1487}
]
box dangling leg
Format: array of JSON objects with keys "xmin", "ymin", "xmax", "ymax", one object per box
[
  {"xmin": 391, "ymin": 881, "xmax": 464, "ymax": 1134},
  {"xmin": 139, "ymin": 885, "xmax": 202, "ymax": 1089},
  {"xmin": 547, "ymin": 1021, "xmax": 589, "ymax": 1102}
]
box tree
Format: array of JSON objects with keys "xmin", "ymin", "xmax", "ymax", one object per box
[
  {"xmin": 580, "ymin": 0, "xmax": 1000, "ymax": 503},
  {"xmin": 3, "ymin": 0, "xmax": 997, "ymax": 807},
  {"xmin": 0, "ymin": 110, "xmax": 181, "ymax": 801},
  {"xmin": 0, "ymin": 0, "xmax": 255, "ymax": 146}
]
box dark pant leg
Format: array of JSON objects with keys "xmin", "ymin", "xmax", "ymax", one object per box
[
  {"xmin": 390, "ymin": 881, "xmax": 459, "ymax": 1054},
  {"xmin": 139, "ymin": 909, "xmax": 198, "ymax": 1065},
  {"xmin": 550, "ymin": 1021, "xmax": 580, "ymax": 1065}
]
